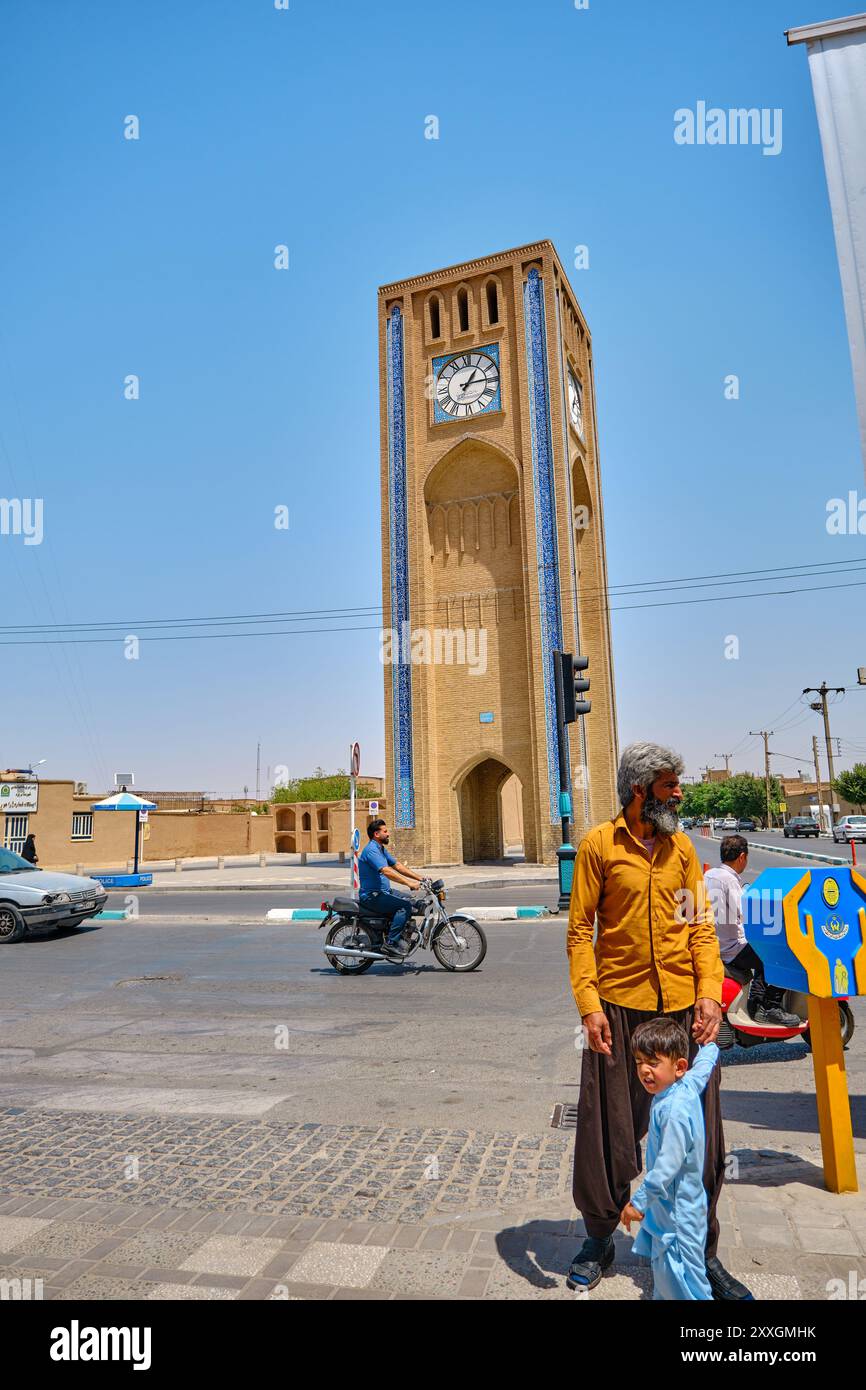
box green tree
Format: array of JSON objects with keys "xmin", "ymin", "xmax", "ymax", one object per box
[
  {"xmin": 680, "ymin": 782, "xmax": 726, "ymax": 819},
  {"xmin": 721, "ymin": 772, "xmax": 782, "ymax": 827},
  {"xmin": 272, "ymin": 770, "xmax": 377, "ymax": 803},
  {"xmin": 834, "ymin": 764, "xmax": 866, "ymax": 813}
]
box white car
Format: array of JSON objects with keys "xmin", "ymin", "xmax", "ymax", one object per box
[
  {"xmin": 0, "ymin": 847, "xmax": 107, "ymax": 943},
  {"xmin": 832, "ymin": 815, "xmax": 866, "ymax": 844},
  {"xmin": 719, "ymin": 817, "xmax": 738, "ymax": 830}
]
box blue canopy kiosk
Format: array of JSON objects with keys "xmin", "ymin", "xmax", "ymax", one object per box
[{"xmin": 90, "ymin": 792, "xmax": 157, "ymax": 888}]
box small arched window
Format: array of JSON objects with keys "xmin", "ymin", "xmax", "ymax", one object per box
[
  {"xmin": 457, "ymin": 286, "xmax": 469, "ymax": 333},
  {"xmin": 486, "ymin": 280, "xmax": 499, "ymax": 325},
  {"xmin": 428, "ymin": 295, "xmax": 441, "ymax": 339}
]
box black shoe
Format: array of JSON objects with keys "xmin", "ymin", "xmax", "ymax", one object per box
[
  {"xmin": 382, "ymin": 943, "xmax": 407, "ymax": 963},
  {"xmin": 705, "ymin": 1256, "xmax": 754, "ymax": 1301},
  {"xmin": 753, "ymin": 1003, "xmax": 801, "ymax": 1028},
  {"xmin": 565, "ymin": 1235, "xmax": 615, "ymax": 1291}
]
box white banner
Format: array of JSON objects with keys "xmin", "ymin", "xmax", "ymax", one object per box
[
  {"xmin": 0, "ymin": 781, "xmax": 38, "ymax": 812},
  {"xmin": 792, "ymin": 20, "xmax": 866, "ymax": 476}
]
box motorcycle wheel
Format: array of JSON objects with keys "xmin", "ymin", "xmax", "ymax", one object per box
[
  {"xmin": 432, "ymin": 915, "xmax": 487, "ymax": 972},
  {"xmin": 802, "ymin": 1001, "xmax": 855, "ymax": 1052},
  {"xmin": 325, "ymin": 920, "xmax": 376, "ymax": 975}
]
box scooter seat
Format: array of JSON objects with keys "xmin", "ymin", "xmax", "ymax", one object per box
[{"xmin": 724, "ymin": 962, "xmax": 751, "ymax": 987}]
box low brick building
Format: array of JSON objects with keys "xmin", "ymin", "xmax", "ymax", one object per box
[
  {"xmin": 273, "ymin": 799, "xmax": 387, "ymax": 856},
  {"xmin": 0, "ymin": 774, "xmax": 273, "ymax": 872}
]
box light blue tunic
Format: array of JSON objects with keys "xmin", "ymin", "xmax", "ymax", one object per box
[{"xmin": 630, "ymin": 1042, "xmax": 719, "ymax": 1300}]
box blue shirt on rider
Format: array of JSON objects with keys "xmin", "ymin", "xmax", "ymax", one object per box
[{"xmin": 358, "ymin": 840, "xmax": 397, "ymax": 896}]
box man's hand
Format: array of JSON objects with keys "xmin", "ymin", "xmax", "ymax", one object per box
[
  {"xmin": 620, "ymin": 1201, "xmax": 643, "ymax": 1234},
  {"xmin": 582, "ymin": 1011, "xmax": 613, "ymax": 1055},
  {"xmin": 692, "ymin": 997, "xmax": 721, "ymax": 1044}
]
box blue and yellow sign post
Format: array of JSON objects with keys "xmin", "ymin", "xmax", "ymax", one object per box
[{"xmin": 743, "ymin": 866, "xmax": 866, "ymax": 1194}]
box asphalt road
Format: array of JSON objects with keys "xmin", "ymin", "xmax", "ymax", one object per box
[{"xmin": 2, "ymin": 852, "xmax": 863, "ymax": 1162}]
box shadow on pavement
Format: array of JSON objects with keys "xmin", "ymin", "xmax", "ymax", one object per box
[
  {"xmin": 722, "ymin": 1088, "xmax": 866, "ymax": 1139},
  {"xmin": 494, "ymin": 1219, "xmax": 648, "ymax": 1296}
]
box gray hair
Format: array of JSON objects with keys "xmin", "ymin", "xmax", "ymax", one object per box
[{"xmin": 617, "ymin": 741, "xmax": 685, "ymax": 808}]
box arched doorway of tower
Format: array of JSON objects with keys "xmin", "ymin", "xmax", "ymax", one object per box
[{"xmin": 456, "ymin": 757, "xmax": 525, "ymax": 864}]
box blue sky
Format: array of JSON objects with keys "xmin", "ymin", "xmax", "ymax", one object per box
[{"xmin": 1, "ymin": 0, "xmax": 864, "ymax": 797}]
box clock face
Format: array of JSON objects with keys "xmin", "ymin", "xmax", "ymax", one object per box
[
  {"xmin": 434, "ymin": 350, "xmax": 500, "ymax": 420},
  {"xmin": 568, "ymin": 371, "xmax": 584, "ymax": 434}
]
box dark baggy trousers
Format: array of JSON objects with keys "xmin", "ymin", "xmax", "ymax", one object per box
[{"xmin": 572, "ymin": 1000, "xmax": 725, "ymax": 1259}]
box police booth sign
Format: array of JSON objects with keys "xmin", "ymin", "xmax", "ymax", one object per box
[
  {"xmin": 743, "ymin": 866, "xmax": 866, "ymax": 999},
  {"xmin": 743, "ymin": 866, "xmax": 866, "ymax": 1193}
]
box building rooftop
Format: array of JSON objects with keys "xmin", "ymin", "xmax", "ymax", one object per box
[{"xmin": 786, "ymin": 12, "xmax": 866, "ymax": 43}]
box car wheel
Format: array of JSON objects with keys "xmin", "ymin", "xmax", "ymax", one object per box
[{"xmin": 0, "ymin": 904, "xmax": 26, "ymax": 944}]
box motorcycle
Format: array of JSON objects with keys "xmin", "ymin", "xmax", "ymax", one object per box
[
  {"xmin": 319, "ymin": 878, "xmax": 487, "ymax": 975},
  {"xmin": 719, "ymin": 964, "xmax": 855, "ymax": 1052}
]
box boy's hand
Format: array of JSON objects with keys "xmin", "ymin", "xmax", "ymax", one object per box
[{"xmin": 619, "ymin": 1202, "xmax": 643, "ymax": 1233}]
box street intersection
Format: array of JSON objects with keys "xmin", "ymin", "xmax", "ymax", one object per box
[{"xmin": 0, "ymin": 837, "xmax": 863, "ymax": 1300}]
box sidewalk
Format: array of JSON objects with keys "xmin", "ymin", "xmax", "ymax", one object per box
[
  {"xmin": 105, "ymin": 858, "xmax": 560, "ymax": 894},
  {"xmin": 0, "ymin": 1111, "xmax": 861, "ymax": 1300}
]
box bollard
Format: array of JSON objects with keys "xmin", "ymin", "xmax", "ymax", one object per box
[
  {"xmin": 702, "ymin": 862, "xmax": 709, "ymax": 874},
  {"xmin": 300, "ymin": 852, "xmax": 307, "ymax": 865},
  {"xmin": 217, "ymin": 856, "xmax": 225, "ymax": 870},
  {"xmin": 75, "ymin": 864, "xmax": 84, "ymax": 876},
  {"xmin": 175, "ymin": 859, "xmax": 182, "ymax": 873},
  {"xmin": 259, "ymin": 852, "xmax": 267, "ymax": 867},
  {"xmin": 339, "ymin": 850, "xmax": 346, "ymax": 864},
  {"xmin": 852, "ymin": 841, "xmax": 858, "ymax": 867}
]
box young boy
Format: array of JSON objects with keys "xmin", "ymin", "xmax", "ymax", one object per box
[{"xmin": 619, "ymin": 1018, "xmax": 720, "ymax": 1300}]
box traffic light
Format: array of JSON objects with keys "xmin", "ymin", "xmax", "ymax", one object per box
[{"xmin": 554, "ymin": 651, "xmax": 591, "ymax": 722}]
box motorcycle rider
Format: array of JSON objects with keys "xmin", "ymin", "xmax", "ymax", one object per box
[
  {"xmin": 704, "ymin": 835, "xmax": 800, "ymax": 1027},
  {"xmin": 357, "ymin": 818, "xmax": 425, "ymax": 964}
]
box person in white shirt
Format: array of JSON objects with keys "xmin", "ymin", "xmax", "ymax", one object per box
[{"xmin": 704, "ymin": 836, "xmax": 799, "ymax": 1027}]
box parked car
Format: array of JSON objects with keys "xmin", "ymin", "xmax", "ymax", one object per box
[
  {"xmin": 0, "ymin": 848, "xmax": 107, "ymax": 944},
  {"xmin": 737, "ymin": 818, "xmax": 756, "ymax": 831},
  {"xmin": 719, "ymin": 817, "xmax": 738, "ymax": 830},
  {"xmin": 680, "ymin": 817, "xmax": 694, "ymax": 829},
  {"xmin": 832, "ymin": 815, "xmax": 866, "ymax": 844},
  {"xmin": 783, "ymin": 816, "xmax": 820, "ymax": 839}
]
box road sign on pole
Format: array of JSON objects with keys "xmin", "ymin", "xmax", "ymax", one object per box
[{"xmin": 349, "ymin": 743, "xmax": 360, "ymax": 896}]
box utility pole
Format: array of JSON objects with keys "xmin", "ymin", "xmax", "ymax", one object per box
[
  {"xmin": 714, "ymin": 752, "xmax": 733, "ymax": 774},
  {"xmin": 749, "ymin": 730, "xmax": 774, "ymax": 828},
  {"xmin": 255, "ymin": 742, "xmax": 261, "ymax": 803},
  {"xmin": 803, "ymin": 683, "xmax": 845, "ymax": 832},
  {"xmin": 813, "ymin": 735, "xmax": 826, "ymax": 833}
]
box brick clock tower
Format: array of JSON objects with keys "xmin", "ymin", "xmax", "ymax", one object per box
[{"xmin": 377, "ymin": 241, "xmax": 618, "ymax": 865}]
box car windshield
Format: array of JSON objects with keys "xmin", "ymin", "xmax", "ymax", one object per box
[{"xmin": 0, "ymin": 847, "xmax": 36, "ymax": 873}]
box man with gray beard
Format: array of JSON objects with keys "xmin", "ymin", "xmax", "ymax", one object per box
[{"xmin": 565, "ymin": 742, "xmax": 752, "ymax": 1301}]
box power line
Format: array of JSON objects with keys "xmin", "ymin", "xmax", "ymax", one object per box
[
  {"xmin": 0, "ymin": 554, "xmax": 863, "ymax": 639},
  {"xmin": 0, "ymin": 573, "xmax": 865, "ymax": 647}
]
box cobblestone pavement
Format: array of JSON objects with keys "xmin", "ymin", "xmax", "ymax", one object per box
[{"xmin": 1, "ymin": 1108, "xmax": 865, "ymax": 1300}]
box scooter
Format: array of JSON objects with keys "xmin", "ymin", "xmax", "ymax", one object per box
[{"xmin": 719, "ymin": 965, "xmax": 855, "ymax": 1052}]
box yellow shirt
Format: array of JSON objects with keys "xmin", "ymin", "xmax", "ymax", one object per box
[{"xmin": 567, "ymin": 812, "xmax": 723, "ymax": 1016}]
